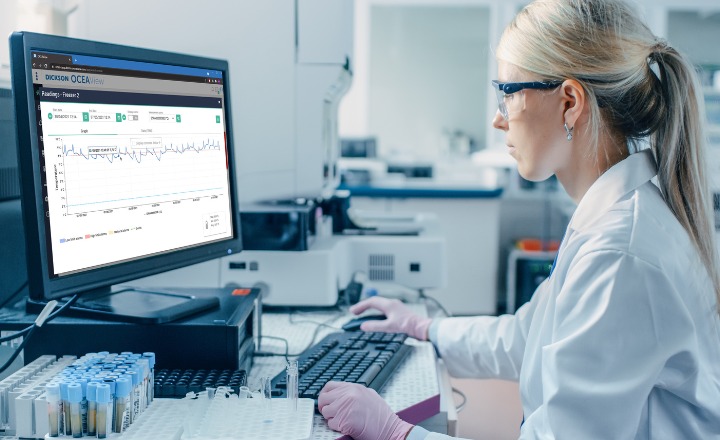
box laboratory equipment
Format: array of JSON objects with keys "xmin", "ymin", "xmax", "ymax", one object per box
[
  {"xmin": 270, "ymin": 331, "xmax": 411, "ymax": 405},
  {"xmin": 506, "ymin": 248, "xmax": 556, "ymax": 312},
  {"xmin": 10, "ymin": 32, "xmax": 243, "ymax": 323},
  {"xmin": 95, "ymin": 383, "xmax": 111, "ymax": 439},
  {"xmin": 0, "ymin": 87, "xmax": 19, "ymax": 201},
  {"xmin": 66, "ymin": 383, "xmax": 82, "ymax": 438},
  {"xmin": 5, "ymin": 287, "xmax": 260, "ymax": 372},
  {"xmin": 286, "ymin": 360, "xmax": 299, "ymax": 412},
  {"xmin": 86, "ymin": 382, "xmax": 97, "ymax": 436},
  {"xmin": 114, "ymin": 377, "xmax": 131, "ymax": 433},
  {"xmin": 153, "ymin": 368, "xmax": 247, "ymax": 397},
  {"xmin": 44, "ymin": 383, "xmax": 61, "ymax": 437}
]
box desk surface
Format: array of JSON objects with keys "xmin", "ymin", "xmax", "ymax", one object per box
[{"xmin": 253, "ymin": 307, "xmax": 442, "ymax": 439}]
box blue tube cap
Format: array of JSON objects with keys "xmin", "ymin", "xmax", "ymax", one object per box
[
  {"xmin": 74, "ymin": 378, "xmax": 87, "ymax": 397},
  {"xmin": 130, "ymin": 366, "xmax": 142, "ymax": 385},
  {"xmin": 67, "ymin": 383, "xmax": 82, "ymax": 403},
  {"xmin": 101, "ymin": 379, "xmax": 116, "ymax": 396},
  {"xmin": 142, "ymin": 352, "xmax": 156, "ymax": 369},
  {"xmin": 45, "ymin": 382, "xmax": 60, "ymax": 399},
  {"xmin": 115, "ymin": 378, "xmax": 131, "ymax": 398},
  {"xmin": 59, "ymin": 381, "xmax": 71, "ymax": 400},
  {"xmin": 96, "ymin": 384, "xmax": 111, "ymax": 404},
  {"xmin": 86, "ymin": 382, "xmax": 99, "ymax": 402}
]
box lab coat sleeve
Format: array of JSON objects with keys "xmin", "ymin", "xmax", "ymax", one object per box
[
  {"xmin": 522, "ymin": 250, "xmax": 693, "ymax": 439},
  {"xmin": 434, "ymin": 281, "xmax": 545, "ymax": 380}
]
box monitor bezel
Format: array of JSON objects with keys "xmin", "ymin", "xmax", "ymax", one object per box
[{"xmin": 10, "ymin": 31, "xmax": 243, "ymax": 302}]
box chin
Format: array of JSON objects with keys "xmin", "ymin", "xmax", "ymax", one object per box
[{"xmin": 518, "ymin": 165, "xmax": 551, "ymax": 182}]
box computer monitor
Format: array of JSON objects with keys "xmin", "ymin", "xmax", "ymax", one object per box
[{"xmin": 10, "ymin": 32, "xmax": 242, "ymax": 323}]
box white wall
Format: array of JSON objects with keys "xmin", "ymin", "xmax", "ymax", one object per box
[
  {"xmin": 368, "ymin": 5, "xmax": 489, "ymax": 159},
  {"xmin": 667, "ymin": 11, "xmax": 720, "ymax": 69}
]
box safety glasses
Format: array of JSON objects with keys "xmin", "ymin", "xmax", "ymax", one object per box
[{"xmin": 491, "ymin": 80, "xmax": 564, "ymax": 120}]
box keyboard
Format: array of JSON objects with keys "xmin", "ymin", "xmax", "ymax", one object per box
[{"xmin": 270, "ymin": 331, "xmax": 412, "ymax": 405}]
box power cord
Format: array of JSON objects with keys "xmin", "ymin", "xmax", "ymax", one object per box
[
  {"xmin": 0, "ymin": 294, "xmax": 80, "ymax": 344},
  {"xmin": 289, "ymin": 309, "xmax": 345, "ymax": 355},
  {"xmin": 0, "ymin": 281, "xmax": 29, "ymax": 309},
  {"xmin": 254, "ymin": 335, "xmax": 290, "ymax": 362},
  {"xmin": 255, "ymin": 308, "xmax": 346, "ymax": 361},
  {"xmin": 0, "ymin": 295, "xmax": 79, "ymax": 375}
]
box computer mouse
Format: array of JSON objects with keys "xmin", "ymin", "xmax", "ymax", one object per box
[{"xmin": 342, "ymin": 314, "xmax": 387, "ymax": 332}]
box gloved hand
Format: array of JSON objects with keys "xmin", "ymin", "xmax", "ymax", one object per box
[
  {"xmin": 350, "ymin": 296, "xmax": 432, "ymax": 340},
  {"xmin": 319, "ymin": 381, "xmax": 414, "ymax": 440}
]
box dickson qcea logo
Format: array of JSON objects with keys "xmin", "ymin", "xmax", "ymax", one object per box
[{"xmin": 45, "ymin": 74, "xmax": 104, "ymax": 85}]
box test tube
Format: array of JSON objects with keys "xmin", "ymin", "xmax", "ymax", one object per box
[
  {"xmin": 59, "ymin": 381, "xmax": 72, "ymax": 435},
  {"xmin": 136, "ymin": 359, "xmax": 150, "ymax": 409},
  {"xmin": 286, "ymin": 360, "xmax": 298, "ymax": 412},
  {"xmin": 45, "ymin": 383, "xmax": 61, "ymax": 437},
  {"xmin": 67, "ymin": 383, "xmax": 82, "ymax": 438},
  {"xmin": 95, "ymin": 384, "xmax": 112, "ymax": 439},
  {"xmin": 129, "ymin": 367, "xmax": 142, "ymax": 421},
  {"xmin": 101, "ymin": 378, "xmax": 116, "ymax": 432},
  {"xmin": 260, "ymin": 376, "xmax": 272, "ymax": 422},
  {"xmin": 142, "ymin": 352, "xmax": 155, "ymax": 403},
  {"xmin": 114, "ymin": 377, "xmax": 131, "ymax": 433},
  {"xmin": 86, "ymin": 382, "xmax": 98, "ymax": 436},
  {"xmin": 75, "ymin": 378, "xmax": 88, "ymax": 434}
]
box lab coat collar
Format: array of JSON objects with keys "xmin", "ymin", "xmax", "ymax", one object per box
[{"xmin": 568, "ymin": 149, "xmax": 657, "ymax": 231}]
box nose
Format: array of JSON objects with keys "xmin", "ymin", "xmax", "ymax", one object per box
[{"xmin": 492, "ymin": 110, "xmax": 507, "ymax": 131}]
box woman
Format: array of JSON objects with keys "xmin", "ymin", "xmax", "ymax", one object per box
[{"xmin": 318, "ymin": 0, "xmax": 720, "ymax": 438}]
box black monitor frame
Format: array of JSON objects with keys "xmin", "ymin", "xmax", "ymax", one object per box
[{"xmin": 10, "ymin": 32, "xmax": 243, "ymax": 323}]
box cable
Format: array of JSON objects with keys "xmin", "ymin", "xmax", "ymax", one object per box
[
  {"xmin": 0, "ymin": 325, "xmax": 37, "ymax": 375},
  {"xmin": 452, "ymin": 387, "xmax": 467, "ymax": 413},
  {"xmin": 418, "ymin": 290, "xmax": 452, "ymax": 317},
  {"xmin": 254, "ymin": 335, "xmax": 290, "ymax": 362},
  {"xmin": 0, "ymin": 281, "xmax": 29, "ymax": 309},
  {"xmin": 290, "ymin": 309, "xmax": 346, "ymax": 355},
  {"xmin": 0, "ymin": 295, "xmax": 79, "ymax": 375},
  {"xmin": 0, "ymin": 294, "xmax": 79, "ymax": 344},
  {"xmin": 288, "ymin": 308, "xmax": 343, "ymax": 330}
]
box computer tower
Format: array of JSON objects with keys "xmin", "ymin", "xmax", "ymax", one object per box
[{"xmin": 0, "ymin": 288, "xmax": 261, "ymax": 372}]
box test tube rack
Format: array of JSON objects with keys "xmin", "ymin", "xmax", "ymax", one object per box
[
  {"xmin": 0, "ymin": 354, "xmax": 78, "ymax": 438},
  {"xmin": 119, "ymin": 391, "xmax": 314, "ymax": 440}
]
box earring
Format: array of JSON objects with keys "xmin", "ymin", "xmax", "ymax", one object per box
[{"xmin": 564, "ymin": 123, "xmax": 574, "ymax": 141}]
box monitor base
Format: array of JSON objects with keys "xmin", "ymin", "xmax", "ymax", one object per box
[{"xmin": 26, "ymin": 287, "xmax": 220, "ymax": 324}]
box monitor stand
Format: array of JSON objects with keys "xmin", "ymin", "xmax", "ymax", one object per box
[{"xmin": 26, "ymin": 286, "xmax": 220, "ymax": 324}]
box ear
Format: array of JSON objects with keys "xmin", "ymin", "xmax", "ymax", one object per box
[{"xmin": 560, "ymin": 79, "xmax": 585, "ymax": 128}]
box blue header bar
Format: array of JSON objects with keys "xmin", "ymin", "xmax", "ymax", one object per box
[{"xmin": 47, "ymin": 52, "xmax": 222, "ymax": 79}]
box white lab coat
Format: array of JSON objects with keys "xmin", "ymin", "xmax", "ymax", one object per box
[{"xmin": 430, "ymin": 150, "xmax": 720, "ymax": 439}]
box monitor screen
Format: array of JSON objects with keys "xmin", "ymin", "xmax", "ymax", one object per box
[{"xmin": 10, "ymin": 32, "xmax": 242, "ymax": 320}]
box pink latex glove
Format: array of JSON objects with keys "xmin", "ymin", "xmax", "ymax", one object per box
[
  {"xmin": 349, "ymin": 296, "xmax": 432, "ymax": 340},
  {"xmin": 319, "ymin": 381, "xmax": 413, "ymax": 440}
]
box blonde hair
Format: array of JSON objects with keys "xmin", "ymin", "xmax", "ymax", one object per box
[{"xmin": 497, "ymin": 0, "xmax": 720, "ymax": 312}]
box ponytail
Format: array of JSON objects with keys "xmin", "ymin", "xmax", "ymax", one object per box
[{"xmin": 649, "ymin": 45, "xmax": 720, "ymax": 312}]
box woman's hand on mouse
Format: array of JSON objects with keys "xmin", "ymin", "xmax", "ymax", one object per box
[{"xmin": 349, "ymin": 296, "xmax": 432, "ymax": 340}]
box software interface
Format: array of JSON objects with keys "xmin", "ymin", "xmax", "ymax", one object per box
[{"xmin": 31, "ymin": 51, "xmax": 233, "ymax": 277}]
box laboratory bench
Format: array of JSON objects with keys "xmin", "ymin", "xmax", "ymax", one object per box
[{"xmin": 0, "ymin": 303, "xmax": 455, "ymax": 439}]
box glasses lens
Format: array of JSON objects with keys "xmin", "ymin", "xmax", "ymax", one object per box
[{"xmin": 495, "ymin": 87, "xmax": 508, "ymax": 120}]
